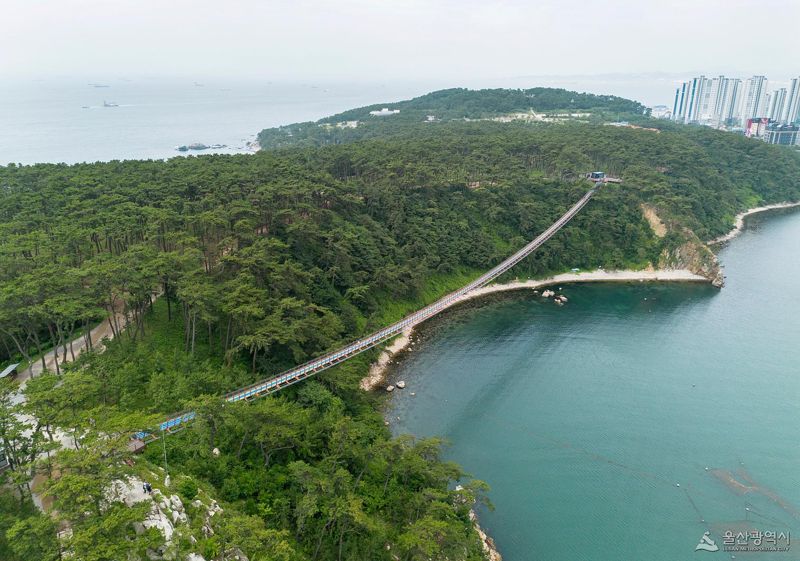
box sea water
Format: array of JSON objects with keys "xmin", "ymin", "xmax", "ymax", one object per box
[
  {"xmin": 0, "ymin": 73, "xmax": 692, "ymax": 166},
  {"xmin": 0, "ymin": 78, "xmax": 431, "ymax": 165},
  {"xmin": 389, "ymin": 209, "xmax": 800, "ymax": 561}
]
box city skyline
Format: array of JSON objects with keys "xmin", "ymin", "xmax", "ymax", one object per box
[{"xmin": 668, "ymin": 73, "xmax": 800, "ymax": 129}]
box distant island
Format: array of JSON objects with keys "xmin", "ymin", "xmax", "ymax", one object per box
[{"xmin": 175, "ymin": 142, "xmax": 227, "ymax": 152}]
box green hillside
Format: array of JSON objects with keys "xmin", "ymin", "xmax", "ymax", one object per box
[
  {"xmin": 257, "ymin": 87, "xmax": 649, "ymax": 150},
  {"xmin": 2, "ymin": 90, "xmax": 799, "ymax": 561}
]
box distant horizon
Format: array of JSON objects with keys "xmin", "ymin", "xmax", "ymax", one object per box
[
  {"xmin": 9, "ymin": 70, "xmax": 800, "ymax": 83},
  {"xmin": 6, "ymin": 71, "xmax": 800, "ymax": 109}
]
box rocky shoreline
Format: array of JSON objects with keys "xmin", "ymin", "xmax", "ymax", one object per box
[{"xmin": 470, "ymin": 510, "xmax": 503, "ymax": 561}]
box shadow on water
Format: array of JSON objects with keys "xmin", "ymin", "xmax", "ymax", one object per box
[{"xmin": 389, "ymin": 281, "xmax": 719, "ymax": 433}]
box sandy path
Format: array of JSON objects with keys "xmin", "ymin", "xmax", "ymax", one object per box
[
  {"xmin": 18, "ymin": 314, "xmax": 118, "ymax": 386},
  {"xmin": 15, "ymin": 291, "xmax": 158, "ymax": 391},
  {"xmin": 457, "ymin": 269, "xmax": 706, "ymax": 301}
]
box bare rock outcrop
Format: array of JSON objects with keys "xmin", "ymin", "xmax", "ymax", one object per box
[{"xmin": 658, "ymin": 228, "xmax": 723, "ymax": 287}]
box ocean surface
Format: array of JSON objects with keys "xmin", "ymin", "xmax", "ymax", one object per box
[
  {"xmin": 0, "ymin": 74, "xmax": 683, "ymax": 166},
  {"xmin": 389, "ymin": 209, "xmax": 800, "ymax": 561},
  {"xmin": 0, "ymin": 79, "xmax": 434, "ymax": 165}
]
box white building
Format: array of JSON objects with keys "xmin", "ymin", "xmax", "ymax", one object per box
[
  {"xmin": 668, "ymin": 74, "xmax": 800, "ymax": 130},
  {"xmin": 705, "ymin": 76, "xmax": 742, "ymax": 125},
  {"xmin": 785, "ymin": 77, "xmax": 800, "ymax": 124},
  {"xmin": 768, "ymin": 88, "xmax": 787, "ymax": 121},
  {"xmin": 650, "ymin": 105, "xmax": 671, "ymax": 119},
  {"xmin": 718, "ymin": 78, "xmax": 743, "ymax": 124},
  {"xmin": 369, "ymin": 107, "xmax": 400, "ymax": 117},
  {"xmin": 740, "ymin": 76, "xmax": 769, "ymax": 125},
  {"xmin": 672, "ymin": 76, "xmax": 707, "ymax": 123},
  {"xmin": 673, "ymin": 75, "xmax": 744, "ymax": 127},
  {"xmin": 672, "ymin": 82, "xmax": 688, "ymax": 122}
]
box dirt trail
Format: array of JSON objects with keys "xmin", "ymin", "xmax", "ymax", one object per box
[
  {"xmin": 17, "ymin": 303, "xmax": 136, "ymax": 390},
  {"xmin": 11, "ymin": 305, "xmax": 137, "ymax": 510}
]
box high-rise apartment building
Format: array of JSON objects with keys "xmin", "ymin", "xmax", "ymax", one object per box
[
  {"xmin": 667, "ymin": 73, "xmax": 800, "ymax": 144},
  {"xmin": 697, "ymin": 76, "xmax": 716, "ymax": 122},
  {"xmin": 707, "ymin": 76, "xmax": 727, "ymax": 123},
  {"xmin": 672, "ymin": 82, "xmax": 688, "ymax": 122},
  {"xmin": 672, "ymin": 76, "xmax": 707, "ymax": 124},
  {"xmin": 672, "ymin": 75, "xmax": 745, "ymax": 126},
  {"xmin": 740, "ymin": 76, "xmax": 769, "ymax": 125},
  {"xmin": 719, "ymin": 78, "xmax": 743, "ymax": 124},
  {"xmin": 768, "ymin": 88, "xmax": 787, "ymax": 121},
  {"xmin": 785, "ymin": 77, "xmax": 800, "ymax": 124}
]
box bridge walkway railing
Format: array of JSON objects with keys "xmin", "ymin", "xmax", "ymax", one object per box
[{"xmin": 142, "ymin": 186, "xmax": 598, "ymax": 441}]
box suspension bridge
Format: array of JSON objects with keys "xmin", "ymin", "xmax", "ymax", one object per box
[{"xmin": 140, "ymin": 184, "xmax": 601, "ymax": 442}]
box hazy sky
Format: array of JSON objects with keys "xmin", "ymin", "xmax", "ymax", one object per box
[{"xmin": 3, "ymin": 0, "xmax": 798, "ymax": 82}]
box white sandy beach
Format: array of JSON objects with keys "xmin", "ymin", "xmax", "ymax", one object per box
[
  {"xmin": 458, "ymin": 269, "xmax": 706, "ymax": 301},
  {"xmin": 707, "ymin": 201, "xmax": 800, "ymax": 245}
]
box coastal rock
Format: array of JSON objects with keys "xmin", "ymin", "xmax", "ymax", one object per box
[
  {"xmin": 176, "ymin": 144, "xmax": 208, "ymax": 152},
  {"xmin": 386, "ymin": 385, "xmax": 395, "ymax": 392},
  {"xmin": 469, "ymin": 510, "xmax": 503, "ymax": 561},
  {"xmin": 659, "ymin": 229, "xmax": 724, "ymax": 288},
  {"xmin": 396, "ymin": 380, "xmax": 406, "ymax": 389},
  {"xmin": 542, "ymin": 289, "xmax": 555, "ymax": 298}
]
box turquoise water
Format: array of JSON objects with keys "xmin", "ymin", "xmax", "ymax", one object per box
[{"xmin": 389, "ymin": 209, "xmax": 800, "ymax": 560}]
